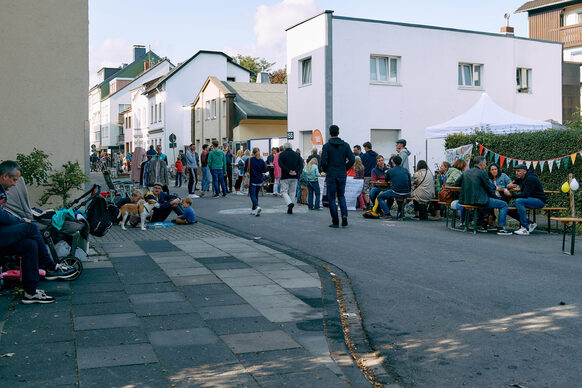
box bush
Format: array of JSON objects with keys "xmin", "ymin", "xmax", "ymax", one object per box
[
  {"xmin": 15, "ymin": 148, "xmax": 52, "ymax": 186},
  {"xmin": 445, "ymin": 129, "xmax": 582, "ymax": 215},
  {"xmin": 40, "ymin": 161, "xmax": 89, "ymax": 207}
]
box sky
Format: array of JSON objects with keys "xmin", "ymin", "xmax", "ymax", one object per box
[{"xmin": 89, "ymin": 0, "xmax": 531, "ymax": 86}]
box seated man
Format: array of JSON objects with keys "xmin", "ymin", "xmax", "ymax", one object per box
[
  {"xmin": 375, "ymin": 156, "xmax": 411, "ymax": 219},
  {"xmin": 369, "ymin": 155, "xmax": 389, "ymax": 205},
  {"xmin": 144, "ymin": 182, "xmax": 183, "ymax": 222},
  {"xmin": 0, "ymin": 161, "xmax": 76, "ymax": 304},
  {"xmin": 454, "ymin": 156, "xmax": 511, "ymax": 235},
  {"xmin": 503, "ymin": 164, "xmax": 546, "ymax": 235}
]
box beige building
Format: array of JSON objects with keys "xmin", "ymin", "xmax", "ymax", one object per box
[
  {"xmin": 0, "ymin": 0, "xmax": 88, "ymax": 200},
  {"xmin": 191, "ymin": 76, "xmax": 287, "ymax": 150}
]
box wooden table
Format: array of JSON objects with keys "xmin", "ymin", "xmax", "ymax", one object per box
[{"xmin": 550, "ymin": 217, "xmax": 582, "ymax": 255}]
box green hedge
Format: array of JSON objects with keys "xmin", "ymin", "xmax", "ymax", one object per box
[{"xmin": 445, "ymin": 129, "xmax": 582, "ymax": 215}]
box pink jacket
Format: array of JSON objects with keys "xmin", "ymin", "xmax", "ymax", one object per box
[{"xmin": 274, "ymin": 152, "xmax": 282, "ymax": 178}]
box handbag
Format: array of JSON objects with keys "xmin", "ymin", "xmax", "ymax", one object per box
[
  {"xmin": 438, "ymin": 188, "xmax": 453, "ymax": 204},
  {"xmin": 243, "ymin": 159, "xmax": 251, "ymax": 188}
]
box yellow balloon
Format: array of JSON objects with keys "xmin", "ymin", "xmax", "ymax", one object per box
[{"xmin": 561, "ymin": 182, "xmax": 570, "ymax": 193}]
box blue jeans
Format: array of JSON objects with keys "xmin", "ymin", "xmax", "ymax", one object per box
[
  {"xmin": 249, "ymin": 184, "xmax": 261, "ymax": 209},
  {"xmin": 175, "ymin": 171, "xmax": 183, "ymax": 187},
  {"xmin": 296, "ymin": 180, "xmax": 303, "ymax": 203},
  {"xmin": 327, "ymin": 177, "xmax": 347, "ymax": 224},
  {"xmin": 211, "ymin": 169, "xmax": 227, "ymax": 195},
  {"xmin": 377, "ymin": 190, "xmax": 409, "ymax": 215},
  {"xmin": 201, "ymin": 166, "xmax": 211, "ymax": 191},
  {"xmin": 307, "ymin": 181, "xmax": 321, "ymax": 209},
  {"xmin": 507, "ymin": 197, "xmax": 544, "ymax": 228},
  {"xmin": 0, "ymin": 222, "xmax": 56, "ymax": 294},
  {"xmin": 487, "ymin": 198, "xmax": 509, "ymax": 227},
  {"xmin": 369, "ymin": 187, "xmax": 384, "ymax": 204}
]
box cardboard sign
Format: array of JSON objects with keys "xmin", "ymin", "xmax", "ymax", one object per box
[{"xmin": 311, "ymin": 129, "xmax": 323, "ymax": 146}]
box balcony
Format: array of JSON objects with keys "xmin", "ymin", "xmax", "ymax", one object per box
[{"xmin": 560, "ymin": 24, "xmax": 582, "ymax": 49}]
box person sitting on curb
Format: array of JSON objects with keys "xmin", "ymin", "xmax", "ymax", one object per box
[
  {"xmin": 0, "ymin": 161, "xmax": 76, "ymax": 304},
  {"xmin": 144, "ymin": 183, "xmax": 183, "ymax": 222},
  {"xmin": 375, "ymin": 156, "xmax": 411, "ymax": 219},
  {"xmin": 173, "ymin": 197, "xmax": 196, "ymax": 224},
  {"xmin": 454, "ymin": 156, "xmax": 511, "ymax": 235},
  {"xmin": 503, "ymin": 164, "xmax": 546, "ymax": 235}
]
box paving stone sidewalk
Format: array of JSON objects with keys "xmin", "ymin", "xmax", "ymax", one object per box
[{"xmin": 0, "ymin": 222, "xmax": 368, "ymax": 387}]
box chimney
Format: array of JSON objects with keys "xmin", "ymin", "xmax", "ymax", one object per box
[
  {"xmin": 256, "ymin": 71, "xmax": 271, "ymax": 84},
  {"xmin": 133, "ymin": 44, "xmax": 146, "ymax": 61},
  {"xmin": 501, "ymin": 13, "xmax": 514, "ymax": 36},
  {"xmin": 144, "ymin": 61, "xmax": 150, "ymax": 71}
]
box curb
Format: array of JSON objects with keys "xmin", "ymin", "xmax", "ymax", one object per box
[{"xmin": 197, "ymin": 217, "xmax": 403, "ymax": 387}]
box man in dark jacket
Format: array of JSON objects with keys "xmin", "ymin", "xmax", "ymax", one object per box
[
  {"xmin": 306, "ymin": 148, "xmax": 322, "ymax": 173},
  {"xmin": 145, "ymin": 183, "xmax": 183, "ymax": 222},
  {"xmin": 321, "ymin": 125, "xmax": 355, "ymax": 227},
  {"xmin": 360, "ymin": 142, "xmax": 378, "ymax": 209},
  {"xmin": 455, "ymin": 156, "xmax": 510, "ymax": 235},
  {"xmin": 375, "ymin": 156, "xmax": 411, "ymax": 218},
  {"xmin": 503, "ymin": 165, "xmax": 546, "ymax": 235},
  {"xmin": 278, "ymin": 143, "xmax": 303, "ymax": 214}
]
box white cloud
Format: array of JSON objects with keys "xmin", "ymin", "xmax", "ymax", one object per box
[
  {"xmin": 226, "ymin": 0, "xmax": 317, "ymax": 70},
  {"xmin": 89, "ymin": 38, "xmax": 132, "ymax": 86}
]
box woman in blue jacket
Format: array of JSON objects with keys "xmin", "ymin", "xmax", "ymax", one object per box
[{"xmin": 245, "ymin": 148, "xmax": 267, "ymax": 216}]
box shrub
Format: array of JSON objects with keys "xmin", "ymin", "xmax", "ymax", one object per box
[
  {"xmin": 40, "ymin": 161, "xmax": 89, "ymax": 207},
  {"xmin": 15, "ymin": 148, "xmax": 52, "ymax": 186},
  {"xmin": 445, "ymin": 129, "xmax": 582, "ymax": 215}
]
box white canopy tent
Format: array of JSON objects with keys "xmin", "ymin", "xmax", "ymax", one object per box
[{"xmin": 425, "ymin": 93, "xmax": 552, "ymax": 139}]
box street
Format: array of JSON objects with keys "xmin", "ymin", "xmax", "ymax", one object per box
[{"xmin": 188, "ymin": 187, "xmax": 582, "ymax": 387}]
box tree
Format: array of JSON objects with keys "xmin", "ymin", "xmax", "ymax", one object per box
[
  {"xmin": 40, "ymin": 161, "xmax": 89, "ymax": 206},
  {"xmin": 269, "ymin": 67, "xmax": 287, "ymax": 84},
  {"xmin": 233, "ymin": 54, "xmax": 275, "ymax": 82},
  {"xmin": 16, "ymin": 148, "xmax": 53, "ymax": 185}
]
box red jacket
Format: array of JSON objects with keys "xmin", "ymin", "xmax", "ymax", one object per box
[{"xmin": 175, "ymin": 160, "xmax": 183, "ymax": 173}]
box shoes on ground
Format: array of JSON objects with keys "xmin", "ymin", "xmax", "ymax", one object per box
[
  {"xmin": 528, "ymin": 222, "xmax": 537, "ymax": 233},
  {"xmin": 341, "ymin": 216, "xmax": 348, "ymax": 227},
  {"xmin": 236, "ymin": 191, "xmax": 244, "ymax": 195},
  {"xmin": 255, "ymin": 207, "xmax": 262, "ymax": 216},
  {"xmin": 514, "ymin": 227, "xmax": 530, "ymax": 236},
  {"xmin": 22, "ymin": 289, "xmax": 55, "ymax": 304},
  {"xmin": 222, "ymin": 194, "xmax": 227, "ymax": 197},
  {"xmin": 212, "ymin": 194, "xmax": 219, "ymax": 198},
  {"xmin": 45, "ymin": 263, "xmax": 77, "ymax": 281},
  {"xmin": 329, "ymin": 223, "xmax": 339, "ymax": 228},
  {"xmin": 287, "ymin": 203, "xmax": 294, "ymax": 214},
  {"xmin": 250, "ymin": 209, "xmax": 257, "ymax": 215},
  {"xmin": 188, "ymin": 194, "xmax": 200, "ymax": 198},
  {"xmin": 497, "ymin": 228, "xmax": 512, "ymax": 236}
]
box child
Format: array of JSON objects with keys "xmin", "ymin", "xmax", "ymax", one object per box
[
  {"xmin": 175, "ymin": 157, "xmax": 184, "ymax": 187},
  {"xmin": 173, "ymin": 197, "xmax": 196, "ymax": 224}
]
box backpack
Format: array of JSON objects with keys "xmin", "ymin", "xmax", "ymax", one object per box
[
  {"xmin": 86, "ymin": 196, "xmax": 112, "ymax": 237},
  {"xmin": 362, "ymin": 210, "xmax": 380, "ymax": 219}
]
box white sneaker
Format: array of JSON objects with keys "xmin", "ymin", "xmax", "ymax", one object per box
[
  {"xmin": 255, "ymin": 207, "xmax": 262, "ymax": 216},
  {"xmin": 250, "ymin": 209, "xmax": 257, "ymax": 215},
  {"xmin": 189, "ymin": 194, "xmax": 200, "ymax": 198},
  {"xmin": 236, "ymin": 191, "xmax": 244, "ymax": 195},
  {"xmin": 22, "ymin": 289, "xmax": 55, "ymax": 304},
  {"xmin": 514, "ymin": 227, "xmax": 530, "ymax": 236},
  {"xmin": 528, "ymin": 222, "xmax": 537, "ymax": 233}
]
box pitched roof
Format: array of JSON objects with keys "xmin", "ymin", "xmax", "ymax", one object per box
[
  {"xmin": 107, "ymin": 59, "xmax": 172, "ymax": 99},
  {"xmin": 91, "ymin": 51, "xmax": 162, "ymax": 99},
  {"xmin": 144, "ymin": 50, "xmax": 253, "ymax": 95},
  {"xmin": 515, "ymin": 0, "xmax": 574, "ymax": 13},
  {"xmin": 223, "ymin": 81, "xmax": 287, "ymax": 122}
]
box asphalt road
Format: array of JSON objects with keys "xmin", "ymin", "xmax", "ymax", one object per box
[{"xmin": 97, "ymin": 175, "xmax": 582, "ymax": 387}]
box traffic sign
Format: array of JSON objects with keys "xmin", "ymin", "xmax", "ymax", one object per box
[
  {"xmin": 169, "ymin": 142, "xmax": 177, "ymax": 149},
  {"xmin": 169, "ymin": 133, "xmax": 176, "ymax": 142},
  {"xmin": 287, "ymin": 132, "xmax": 294, "ymax": 140}
]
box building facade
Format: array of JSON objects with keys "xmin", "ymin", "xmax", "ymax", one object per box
[{"xmin": 286, "ymin": 11, "xmax": 563, "ymax": 168}]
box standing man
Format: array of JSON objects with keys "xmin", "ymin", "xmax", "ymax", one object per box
[
  {"xmin": 126, "ymin": 151, "xmax": 132, "ymax": 171},
  {"xmin": 394, "ymin": 139, "xmax": 411, "ymax": 172},
  {"xmin": 223, "ymin": 143, "xmax": 234, "ymax": 193},
  {"xmin": 185, "ymin": 144, "xmax": 199, "ymax": 198},
  {"xmin": 208, "ymin": 140, "xmax": 228, "ymax": 197},
  {"xmin": 154, "ymin": 145, "xmax": 167, "ymax": 162},
  {"xmin": 503, "ymin": 165, "xmax": 546, "ymax": 235},
  {"xmin": 353, "ymin": 145, "xmax": 362, "ymax": 159},
  {"xmin": 200, "ymin": 144, "xmax": 211, "ymax": 197},
  {"xmin": 360, "ymin": 142, "xmax": 378, "ymax": 209},
  {"xmin": 278, "ymin": 143, "xmax": 303, "ymax": 214},
  {"xmin": 321, "ymin": 125, "xmax": 355, "ymax": 227}
]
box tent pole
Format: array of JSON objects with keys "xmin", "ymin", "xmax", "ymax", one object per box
[{"xmin": 425, "ymin": 139, "xmax": 428, "ymax": 165}]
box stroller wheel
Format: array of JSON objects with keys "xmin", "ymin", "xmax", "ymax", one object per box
[{"xmin": 61, "ymin": 256, "xmax": 83, "ymax": 280}]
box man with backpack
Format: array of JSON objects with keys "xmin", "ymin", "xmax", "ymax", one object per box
[{"xmin": 0, "ymin": 161, "xmax": 76, "ymax": 304}]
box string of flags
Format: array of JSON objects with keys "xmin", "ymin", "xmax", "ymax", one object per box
[{"xmin": 477, "ymin": 142, "xmax": 582, "ymax": 173}]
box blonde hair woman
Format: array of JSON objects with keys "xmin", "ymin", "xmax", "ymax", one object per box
[
  {"xmin": 303, "ymin": 157, "xmax": 321, "ymax": 210},
  {"xmin": 245, "ymin": 147, "xmax": 267, "ymax": 215},
  {"xmin": 234, "ymin": 149, "xmax": 245, "ymax": 194}
]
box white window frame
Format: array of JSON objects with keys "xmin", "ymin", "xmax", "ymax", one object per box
[
  {"xmin": 205, "ymin": 101, "xmax": 211, "ymax": 120},
  {"xmin": 150, "ymin": 105, "xmax": 154, "ymax": 124},
  {"xmin": 516, "ymin": 67, "xmax": 532, "ymax": 94},
  {"xmin": 211, "ymin": 99, "xmax": 217, "ymax": 119},
  {"xmin": 196, "ymin": 107, "xmax": 201, "ymax": 122},
  {"xmin": 299, "ymin": 57, "xmax": 312, "ymax": 86},
  {"xmin": 370, "ymin": 55, "xmax": 400, "ymax": 84},
  {"xmin": 458, "ymin": 63, "xmax": 483, "ymax": 89},
  {"xmin": 158, "ymin": 103, "xmax": 162, "ymax": 122}
]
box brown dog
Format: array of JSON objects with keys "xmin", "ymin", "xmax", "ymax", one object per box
[{"xmin": 118, "ymin": 199, "xmax": 159, "ymax": 230}]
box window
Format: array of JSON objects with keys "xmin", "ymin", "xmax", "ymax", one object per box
[
  {"xmin": 222, "ymin": 99, "xmax": 226, "ymax": 117},
  {"xmin": 205, "ymin": 101, "xmax": 211, "ymax": 119},
  {"xmin": 211, "ymin": 99, "xmax": 217, "ymax": 119},
  {"xmin": 158, "ymin": 103, "xmax": 162, "ymax": 122},
  {"xmin": 300, "ymin": 57, "xmax": 311, "ymax": 86},
  {"xmin": 458, "ymin": 63, "xmax": 482, "ymax": 88},
  {"xmin": 370, "ymin": 55, "xmax": 399, "ymax": 84},
  {"xmin": 516, "ymin": 67, "xmax": 532, "ymax": 93},
  {"xmin": 196, "ymin": 108, "xmax": 201, "ymax": 122},
  {"xmin": 227, "ymin": 77, "xmax": 235, "ymax": 82},
  {"xmin": 154, "ymin": 104, "xmax": 158, "ymax": 123}
]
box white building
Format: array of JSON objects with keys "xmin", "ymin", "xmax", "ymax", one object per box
[
  {"xmin": 286, "ymin": 11, "xmax": 563, "ymax": 168},
  {"xmin": 142, "ymin": 51, "xmax": 252, "ymax": 163}
]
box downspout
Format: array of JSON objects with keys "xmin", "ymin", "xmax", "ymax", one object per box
[{"xmin": 324, "ymin": 10, "xmax": 334, "ymax": 140}]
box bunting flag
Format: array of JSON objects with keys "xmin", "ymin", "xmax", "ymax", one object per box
[{"xmin": 474, "ymin": 142, "xmax": 582, "ymax": 175}]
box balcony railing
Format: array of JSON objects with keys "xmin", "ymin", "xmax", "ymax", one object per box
[{"xmin": 559, "ymin": 24, "xmax": 582, "ymax": 48}]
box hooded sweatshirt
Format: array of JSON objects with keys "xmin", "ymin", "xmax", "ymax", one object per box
[
  {"xmin": 321, "ymin": 137, "xmax": 355, "ymax": 178},
  {"xmin": 361, "ymin": 150, "xmax": 378, "ymax": 177},
  {"xmin": 399, "ymin": 148, "xmax": 411, "ymax": 171},
  {"xmin": 511, "ymin": 170, "xmax": 546, "ymax": 203}
]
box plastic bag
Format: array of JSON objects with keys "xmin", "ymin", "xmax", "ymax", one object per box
[{"xmin": 54, "ymin": 240, "xmax": 71, "ymax": 258}]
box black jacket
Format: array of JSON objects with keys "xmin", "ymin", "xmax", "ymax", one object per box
[
  {"xmin": 278, "ymin": 149, "xmax": 303, "ymax": 180},
  {"xmin": 455, "ymin": 167, "xmax": 496, "ymax": 206},
  {"xmin": 361, "ymin": 150, "xmax": 378, "ymax": 177},
  {"xmin": 321, "ymin": 137, "xmax": 355, "ymax": 178},
  {"xmin": 306, "ymin": 153, "xmax": 322, "ymax": 173},
  {"xmin": 511, "ymin": 170, "xmax": 546, "ymax": 203}
]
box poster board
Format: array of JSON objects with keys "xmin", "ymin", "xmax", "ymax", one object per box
[{"xmin": 318, "ymin": 176, "xmax": 363, "ymax": 211}]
